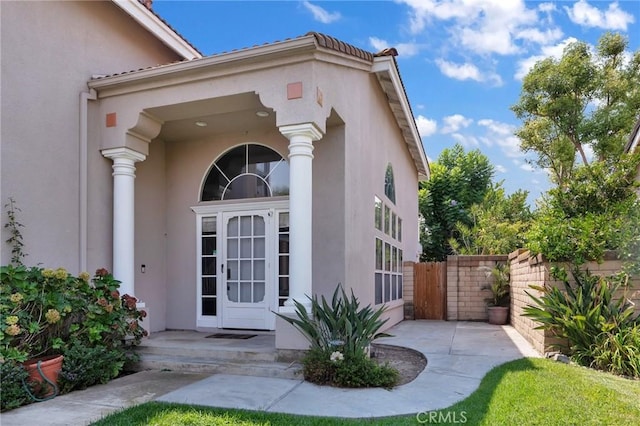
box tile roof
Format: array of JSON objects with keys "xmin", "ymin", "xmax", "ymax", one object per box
[{"xmin": 93, "ymin": 32, "xmax": 398, "ymax": 80}]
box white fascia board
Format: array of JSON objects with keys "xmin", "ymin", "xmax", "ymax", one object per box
[
  {"xmin": 113, "ymin": 0, "xmax": 202, "ymax": 60},
  {"xmin": 626, "ymin": 117, "xmax": 640, "ymax": 154},
  {"xmin": 372, "ymin": 57, "xmax": 430, "ymax": 180}
]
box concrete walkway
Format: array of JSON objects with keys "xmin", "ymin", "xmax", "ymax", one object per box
[{"xmin": 1, "ymin": 321, "xmax": 540, "ymax": 425}]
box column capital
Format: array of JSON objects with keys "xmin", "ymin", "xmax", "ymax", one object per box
[
  {"xmin": 279, "ymin": 123, "xmax": 323, "ymax": 142},
  {"xmin": 101, "ymin": 147, "xmax": 147, "ymax": 163}
]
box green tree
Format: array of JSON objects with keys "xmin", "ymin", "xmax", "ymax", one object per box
[
  {"xmin": 450, "ymin": 182, "xmax": 532, "ymax": 255},
  {"xmin": 512, "ymin": 32, "xmax": 640, "ymax": 186},
  {"xmin": 419, "ymin": 144, "xmax": 493, "ymax": 261},
  {"xmin": 526, "ymin": 153, "xmax": 640, "ymax": 267}
]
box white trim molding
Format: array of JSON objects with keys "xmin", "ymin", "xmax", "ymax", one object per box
[
  {"xmin": 372, "ymin": 56, "xmax": 430, "ymax": 180},
  {"xmin": 112, "ymin": 0, "xmax": 201, "ymax": 60}
]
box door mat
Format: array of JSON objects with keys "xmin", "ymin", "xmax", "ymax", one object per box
[{"xmin": 205, "ymin": 333, "xmax": 257, "ymax": 340}]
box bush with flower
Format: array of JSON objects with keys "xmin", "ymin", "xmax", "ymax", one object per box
[
  {"xmin": 0, "ymin": 265, "xmax": 146, "ymax": 411},
  {"xmin": 276, "ymin": 284, "xmax": 399, "ymax": 389}
]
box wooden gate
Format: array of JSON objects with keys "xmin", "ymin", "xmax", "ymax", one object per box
[{"xmin": 414, "ymin": 262, "xmax": 447, "ymax": 320}]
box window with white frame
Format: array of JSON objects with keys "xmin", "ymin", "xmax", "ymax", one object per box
[{"xmin": 374, "ymin": 166, "xmax": 403, "ymax": 305}]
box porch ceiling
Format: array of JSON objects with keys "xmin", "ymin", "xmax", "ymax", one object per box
[{"xmin": 147, "ymin": 92, "xmax": 275, "ymax": 142}]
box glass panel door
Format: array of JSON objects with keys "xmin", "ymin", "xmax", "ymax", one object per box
[{"xmin": 222, "ymin": 211, "xmax": 271, "ymax": 329}]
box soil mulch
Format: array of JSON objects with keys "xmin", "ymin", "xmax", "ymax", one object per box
[{"xmin": 371, "ymin": 343, "xmax": 427, "ymax": 386}]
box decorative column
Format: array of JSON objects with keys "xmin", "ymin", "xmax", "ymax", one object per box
[
  {"xmin": 279, "ymin": 123, "xmax": 323, "ymax": 312},
  {"xmin": 101, "ymin": 147, "xmax": 146, "ymax": 298}
]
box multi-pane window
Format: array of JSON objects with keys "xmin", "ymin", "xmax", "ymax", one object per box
[
  {"xmin": 201, "ymin": 144, "xmax": 289, "ymax": 201},
  {"xmin": 201, "ymin": 217, "xmax": 217, "ymax": 315},
  {"xmin": 278, "ymin": 212, "xmax": 290, "ymax": 307},
  {"xmin": 374, "ymin": 172, "xmax": 403, "ymax": 305},
  {"xmin": 375, "ymin": 235, "xmax": 402, "ymax": 305}
]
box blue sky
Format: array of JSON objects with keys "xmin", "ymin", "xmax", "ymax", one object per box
[{"xmin": 153, "ymin": 0, "xmax": 640, "ymax": 205}]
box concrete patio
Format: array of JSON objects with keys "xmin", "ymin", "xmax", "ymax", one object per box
[{"xmin": 1, "ymin": 320, "xmax": 540, "ymax": 425}]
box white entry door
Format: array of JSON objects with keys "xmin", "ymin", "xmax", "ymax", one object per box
[{"xmin": 221, "ymin": 211, "xmax": 272, "ymax": 329}]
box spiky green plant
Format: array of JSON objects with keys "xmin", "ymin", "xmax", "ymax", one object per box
[
  {"xmin": 523, "ymin": 267, "xmax": 639, "ymax": 373},
  {"xmin": 275, "ymin": 284, "xmax": 390, "ymax": 359}
]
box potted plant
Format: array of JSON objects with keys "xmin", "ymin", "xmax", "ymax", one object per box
[{"xmin": 482, "ymin": 263, "xmax": 511, "ymax": 325}]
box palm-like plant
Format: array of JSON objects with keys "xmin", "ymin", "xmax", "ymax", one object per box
[{"xmin": 275, "ymin": 284, "xmax": 390, "ymax": 358}]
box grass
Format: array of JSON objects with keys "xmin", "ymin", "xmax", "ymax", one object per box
[{"xmin": 92, "ymin": 358, "xmax": 640, "ymax": 425}]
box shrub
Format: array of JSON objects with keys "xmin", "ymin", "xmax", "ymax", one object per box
[
  {"xmin": 301, "ymin": 348, "xmax": 335, "ymax": 384},
  {"xmin": 523, "ymin": 267, "xmax": 639, "ymax": 376},
  {"xmin": 590, "ymin": 325, "xmax": 640, "ymax": 378},
  {"xmin": 300, "ymin": 347, "xmax": 398, "ymax": 389},
  {"xmin": 333, "ymin": 353, "xmax": 398, "ymax": 388},
  {"xmin": 0, "ymin": 360, "xmax": 30, "ymax": 411},
  {"xmin": 58, "ymin": 341, "xmax": 132, "ymax": 393},
  {"xmin": 276, "ymin": 284, "xmax": 398, "ymax": 388},
  {"xmin": 0, "ymin": 265, "xmax": 146, "ymax": 409}
]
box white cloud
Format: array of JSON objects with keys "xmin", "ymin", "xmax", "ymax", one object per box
[
  {"xmin": 565, "ymin": 0, "xmax": 634, "ymax": 31},
  {"xmin": 520, "ymin": 163, "xmax": 535, "ymax": 172},
  {"xmin": 302, "ymin": 1, "xmax": 341, "ymax": 24},
  {"xmin": 515, "ymin": 27, "xmax": 563, "ymax": 45},
  {"xmin": 514, "ymin": 37, "xmax": 578, "ymax": 80},
  {"xmin": 435, "ymin": 59, "xmax": 503, "ymax": 85},
  {"xmin": 369, "ymin": 37, "xmax": 421, "ymax": 57},
  {"xmin": 415, "ymin": 115, "xmax": 438, "ymax": 137},
  {"xmin": 478, "ymin": 119, "xmax": 522, "ymax": 158},
  {"xmin": 451, "ymin": 133, "xmax": 480, "ymax": 148},
  {"xmin": 441, "ymin": 114, "xmax": 473, "ymax": 134},
  {"xmin": 495, "ymin": 164, "xmax": 507, "ymax": 173},
  {"xmin": 399, "ymin": 0, "xmax": 540, "ymax": 55},
  {"xmin": 538, "ymin": 3, "xmax": 556, "ymax": 14}
]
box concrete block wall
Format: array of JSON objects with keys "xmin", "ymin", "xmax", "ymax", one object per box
[
  {"xmin": 509, "ymin": 249, "xmax": 553, "ymax": 353},
  {"xmin": 446, "ymin": 255, "xmax": 509, "ymax": 321},
  {"xmin": 403, "ymin": 261, "xmax": 415, "ymax": 320},
  {"xmin": 510, "ymin": 250, "xmax": 640, "ymax": 354}
]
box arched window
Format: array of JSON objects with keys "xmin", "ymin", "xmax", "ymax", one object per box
[
  {"xmin": 201, "ymin": 144, "xmax": 289, "ymax": 201},
  {"xmin": 384, "ymin": 163, "xmax": 395, "ymax": 204}
]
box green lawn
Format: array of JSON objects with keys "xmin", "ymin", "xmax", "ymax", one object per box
[{"xmin": 92, "ymin": 358, "xmax": 640, "ymax": 425}]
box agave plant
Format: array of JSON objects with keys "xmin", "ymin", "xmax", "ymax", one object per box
[{"xmin": 275, "ymin": 283, "xmax": 391, "ymax": 358}]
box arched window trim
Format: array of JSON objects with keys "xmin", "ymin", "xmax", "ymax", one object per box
[{"xmin": 200, "ymin": 143, "xmax": 289, "ymax": 202}]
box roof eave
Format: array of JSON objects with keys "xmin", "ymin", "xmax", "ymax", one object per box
[
  {"xmin": 624, "ymin": 116, "xmax": 640, "ymax": 154},
  {"xmin": 371, "ymin": 57, "xmax": 430, "ymax": 180},
  {"xmin": 88, "ymin": 36, "xmax": 318, "ymax": 92},
  {"xmin": 112, "ymin": 0, "xmax": 202, "ymax": 60}
]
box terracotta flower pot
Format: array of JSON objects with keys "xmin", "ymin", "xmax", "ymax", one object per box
[
  {"xmin": 23, "ymin": 354, "xmax": 64, "ymax": 397},
  {"xmin": 487, "ymin": 306, "xmax": 509, "ymax": 325}
]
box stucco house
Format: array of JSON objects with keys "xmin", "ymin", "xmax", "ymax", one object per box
[{"xmin": 1, "ymin": 0, "xmax": 429, "ymax": 349}]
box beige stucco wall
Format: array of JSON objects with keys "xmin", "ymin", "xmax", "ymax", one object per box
[
  {"xmin": 316, "ymin": 63, "xmax": 419, "ymax": 328},
  {"xmin": 0, "ymin": 1, "xmax": 181, "ymax": 271}
]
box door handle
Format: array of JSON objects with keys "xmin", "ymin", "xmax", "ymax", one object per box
[{"xmin": 221, "ymin": 263, "xmax": 224, "ymax": 273}]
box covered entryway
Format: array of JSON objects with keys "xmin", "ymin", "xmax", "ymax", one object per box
[{"xmin": 193, "ymin": 143, "xmax": 292, "ymax": 330}]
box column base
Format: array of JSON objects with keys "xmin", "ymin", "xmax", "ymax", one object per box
[
  {"xmin": 279, "ymin": 299, "xmax": 312, "ymax": 315},
  {"xmin": 275, "ymin": 315, "xmax": 310, "ymax": 350}
]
